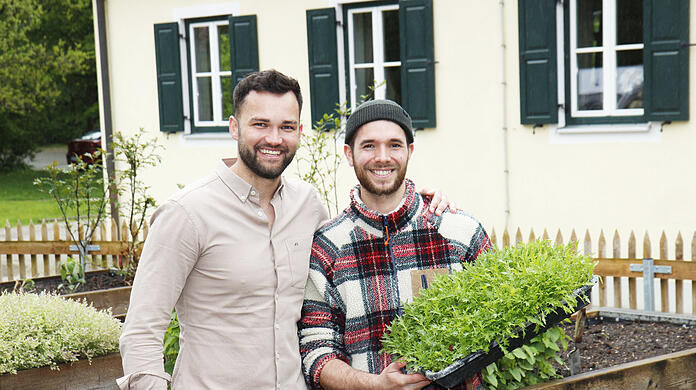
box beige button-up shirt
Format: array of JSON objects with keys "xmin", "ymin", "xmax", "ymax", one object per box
[{"xmin": 118, "ymin": 160, "xmax": 328, "ymax": 389}]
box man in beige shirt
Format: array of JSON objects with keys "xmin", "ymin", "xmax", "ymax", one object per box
[{"xmin": 118, "ymin": 70, "xmax": 452, "ymax": 389}]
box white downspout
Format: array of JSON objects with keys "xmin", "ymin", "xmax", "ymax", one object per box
[{"xmin": 500, "ymin": 0, "xmax": 510, "ymax": 230}]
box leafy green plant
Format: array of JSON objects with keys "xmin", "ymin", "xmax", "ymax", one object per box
[
  {"xmin": 163, "ymin": 310, "xmax": 180, "ymax": 375},
  {"xmin": 0, "ymin": 291, "xmax": 121, "ymax": 374},
  {"xmin": 58, "ymin": 256, "xmax": 86, "ymax": 293},
  {"xmin": 482, "ymin": 326, "xmax": 569, "ymax": 389},
  {"xmin": 110, "ymin": 129, "xmax": 162, "ymax": 282},
  {"xmin": 381, "ymin": 240, "xmax": 594, "ymax": 374},
  {"xmin": 295, "ymin": 105, "xmax": 348, "ymax": 217},
  {"xmin": 33, "ymin": 152, "xmax": 109, "ymax": 277},
  {"xmin": 295, "ymin": 84, "xmax": 381, "ymax": 217}
]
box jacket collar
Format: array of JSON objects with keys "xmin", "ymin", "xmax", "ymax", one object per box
[{"xmin": 349, "ymin": 178, "xmax": 420, "ymax": 234}]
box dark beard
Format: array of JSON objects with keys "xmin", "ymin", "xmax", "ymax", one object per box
[
  {"xmin": 354, "ymin": 164, "xmax": 407, "ymax": 196},
  {"xmin": 238, "ymin": 144, "xmax": 294, "ymax": 179}
]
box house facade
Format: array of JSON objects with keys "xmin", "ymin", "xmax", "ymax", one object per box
[{"xmin": 93, "ymin": 0, "xmax": 694, "ymax": 259}]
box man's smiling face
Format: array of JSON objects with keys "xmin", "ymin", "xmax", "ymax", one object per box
[
  {"xmin": 231, "ymin": 90, "xmax": 302, "ymax": 179},
  {"xmin": 345, "ymin": 120, "xmax": 413, "ymax": 197}
]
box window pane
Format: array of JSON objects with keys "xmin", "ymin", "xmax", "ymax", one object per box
[
  {"xmin": 382, "ymin": 10, "xmax": 400, "ymax": 62},
  {"xmin": 617, "ymin": 50, "xmax": 643, "ymax": 109},
  {"xmin": 218, "ymin": 25, "xmax": 230, "ymax": 70},
  {"xmin": 617, "ymin": 0, "xmax": 642, "ymax": 45},
  {"xmin": 577, "ymin": 53, "xmax": 603, "ymax": 110},
  {"xmin": 354, "ymin": 68, "xmax": 375, "ymax": 102},
  {"xmin": 194, "ymin": 27, "xmax": 211, "ymax": 72},
  {"xmin": 577, "ymin": 0, "xmax": 602, "ymax": 48},
  {"xmin": 353, "ymin": 12, "xmax": 373, "ymax": 64},
  {"xmin": 221, "ymin": 76, "xmax": 234, "ymax": 119},
  {"xmin": 385, "ymin": 66, "xmax": 401, "ymax": 104},
  {"xmin": 197, "ymin": 77, "xmax": 213, "ymax": 121}
]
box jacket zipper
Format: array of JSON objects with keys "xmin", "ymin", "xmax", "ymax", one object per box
[{"xmin": 382, "ymin": 215, "xmax": 401, "ymax": 313}]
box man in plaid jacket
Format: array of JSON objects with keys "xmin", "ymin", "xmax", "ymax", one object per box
[{"xmin": 299, "ymin": 100, "xmax": 491, "ymax": 390}]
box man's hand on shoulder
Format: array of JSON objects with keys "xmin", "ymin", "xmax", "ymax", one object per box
[{"xmin": 419, "ymin": 187, "xmax": 457, "ymax": 216}]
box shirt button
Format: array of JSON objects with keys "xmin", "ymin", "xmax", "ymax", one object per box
[
  {"xmin": 276, "ymin": 353, "xmax": 280, "ymax": 359},
  {"xmin": 275, "ymin": 323, "xmax": 280, "ymax": 329},
  {"xmin": 251, "ymin": 190, "xmax": 256, "ymax": 196},
  {"xmin": 257, "ymin": 210, "xmax": 263, "ymax": 217},
  {"xmin": 240, "ymin": 196, "xmax": 246, "ymax": 201}
]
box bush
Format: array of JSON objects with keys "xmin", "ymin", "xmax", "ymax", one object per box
[{"xmin": 0, "ymin": 292, "xmax": 122, "ymax": 374}]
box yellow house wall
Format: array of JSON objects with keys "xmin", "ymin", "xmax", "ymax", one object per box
[{"xmin": 95, "ymin": 0, "xmax": 696, "ymax": 259}]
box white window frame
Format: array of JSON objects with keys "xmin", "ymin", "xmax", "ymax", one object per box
[
  {"xmin": 346, "ymin": 4, "xmax": 400, "ymax": 110},
  {"xmin": 188, "ymin": 20, "xmax": 232, "ymax": 128},
  {"xmin": 569, "ymin": 0, "xmax": 644, "ymax": 118}
]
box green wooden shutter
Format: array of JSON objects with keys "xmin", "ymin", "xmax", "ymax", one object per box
[
  {"xmin": 306, "ymin": 8, "xmax": 339, "ymax": 127},
  {"xmin": 644, "ymin": 0, "xmax": 689, "ymax": 121},
  {"xmin": 399, "ymin": 0, "xmax": 436, "ymax": 128},
  {"xmin": 154, "ymin": 23, "xmax": 184, "ymax": 132},
  {"xmin": 228, "ymin": 15, "xmax": 259, "ymax": 86},
  {"xmin": 518, "ymin": 0, "xmax": 557, "ymax": 125}
]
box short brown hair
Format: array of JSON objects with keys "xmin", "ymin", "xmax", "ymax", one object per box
[{"xmin": 233, "ymin": 69, "xmax": 302, "ymax": 116}]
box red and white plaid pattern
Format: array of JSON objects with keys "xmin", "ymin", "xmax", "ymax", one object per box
[{"xmin": 299, "ymin": 179, "xmax": 491, "ymax": 390}]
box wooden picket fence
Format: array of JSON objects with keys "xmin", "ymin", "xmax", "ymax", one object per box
[
  {"xmin": 0, "ymin": 218, "xmax": 147, "ymax": 282},
  {"xmin": 2, "ymin": 221, "xmax": 696, "ymax": 316},
  {"xmin": 490, "ymin": 227, "xmax": 696, "ymax": 315}
]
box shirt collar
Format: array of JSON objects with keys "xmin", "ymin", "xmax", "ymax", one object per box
[{"xmin": 215, "ymin": 159, "xmax": 285, "ymax": 203}]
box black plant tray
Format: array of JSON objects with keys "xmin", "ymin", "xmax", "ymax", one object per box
[{"xmin": 422, "ymin": 276, "xmax": 597, "ymax": 388}]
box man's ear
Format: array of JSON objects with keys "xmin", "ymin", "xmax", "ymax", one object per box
[
  {"xmin": 298, "ymin": 123, "xmax": 303, "ymax": 136},
  {"xmin": 229, "ymin": 116, "xmax": 239, "ymax": 140},
  {"xmin": 408, "ymin": 143, "xmax": 414, "ymax": 156},
  {"xmin": 344, "ymin": 144, "xmax": 354, "ymax": 167}
]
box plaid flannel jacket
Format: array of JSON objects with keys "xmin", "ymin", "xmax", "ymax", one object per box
[{"xmin": 299, "ymin": 179, "xmax": 491, "ymax": 390}]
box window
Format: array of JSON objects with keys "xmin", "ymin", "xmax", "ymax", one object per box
[
  {"xmin": 346, "ymin": 4, "xmax": 402, "ymax": 108},
  {"xmin": 570, "ymin": 0, "xmax": 643, "ymax": 118},
  {"xmin": 306, "ymin": 0, "xmax": 436, "ymax": 129},
  {"xmin": 518, "ymin": 0, "xmax": 689, "ymax": 127},
  {"xmin": 187, "ymin": 18, "xmax": 234, "ymax": 129},
  {"xmin": 154, "ymin": 14, "xmax": 258, "ymax": 134}
]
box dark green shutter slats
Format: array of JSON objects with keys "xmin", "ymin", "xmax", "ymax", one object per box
[
  {"xmin": 228, "ymin": 15, "xmax": 259, "ymax": 86},
  {"xmin": 518, "ymin": 0, "xmax": 557, "ymax": 124},
  {"xmin": 644, "ymin": 0, "xmax": 689, "ymax": 121},
  {"xmin": 154, "ymin": 23, "xmax": 184, "ymax": 132},
  {"xmin": 306, "ymin": 8, "xmax": 340, "ymax": 127},
  {"xmin": 399, "ymin": 0, "xmax": 436, "ymax": 128}
]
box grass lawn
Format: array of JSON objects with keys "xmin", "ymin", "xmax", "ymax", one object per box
[
  {"xmin": 0, "ymin": 169, "xmax": 105, "ymax": 226},
  {"xmin": 0, "ymin": 169, "xmax": 64, "ymax": 225}
]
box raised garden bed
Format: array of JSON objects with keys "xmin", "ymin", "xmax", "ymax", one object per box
[
  {"xmin": 0, "ymin": 270, "xmax": 130, "ymax": 317},
  {"xmin": 529, "ymin": 347, "xmax": 696, "ymax": 389},
  {"xmin": 0, "ymin": 353, "xmax": 122, "ymax": 390}
]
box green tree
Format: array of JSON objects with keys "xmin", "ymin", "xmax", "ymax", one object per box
[{"xmin": 0, "ymin": 0, "xmax": 95, "ymax": 170}]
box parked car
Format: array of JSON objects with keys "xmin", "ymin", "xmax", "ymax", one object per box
[{"xmin": 66, "ymin": 131, "xmax": 102, "ymax": 165}]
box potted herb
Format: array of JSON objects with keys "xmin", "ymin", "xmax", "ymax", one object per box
[{"xmin": 381, "ymin": 241, "xmax": 595, "ymax": 388}]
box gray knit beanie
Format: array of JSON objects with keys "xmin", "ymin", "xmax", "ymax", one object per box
[{"xmin": 344, "ymin": 99, "xmax": 414, "ymax": 145}]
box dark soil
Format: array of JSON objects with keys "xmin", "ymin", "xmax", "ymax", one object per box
[
  {"xmin": 0, "ymin": 270, "xmax": 129, "ymax": 295},
  {"xmin": 556, "ymin": 316, "xmax": 696, "ymax": 377}
]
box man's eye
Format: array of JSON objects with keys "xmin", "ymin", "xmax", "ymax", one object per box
[
  {"xmin": 392, "ymin": 144, "xmax": 403, "ymax": 148},
  {"xmin": 253, "ymin": 123, "xmax": 267, "ymax": 128},
  {"xmin": 282, "ymin": 125, "xmax": 296, "ymax": 131}
]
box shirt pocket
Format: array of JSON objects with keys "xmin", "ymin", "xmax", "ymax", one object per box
[{"xmin": 285, "ymin": 236, "xmax": 313, "ymax": 289}]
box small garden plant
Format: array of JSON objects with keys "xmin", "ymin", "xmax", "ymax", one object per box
[
  {"xmin": 381, "ymin": 240, "xmax": 594, "ymax": 377},
  {"xmin": 0, "ymin": 291, "xmax": 121, "ymax": 374},
  {"xmin": 482, "ymin": 325, "xmax": 569, "ymax": 389}
]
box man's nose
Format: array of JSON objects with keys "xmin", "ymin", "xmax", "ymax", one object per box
[
  {"xmin": 264, "ymin": 128, "xmax": 282, "ymax": 145},
  {"xmin": 374, "ymin": 145, "xmax": 390, "ymax": 161}
]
